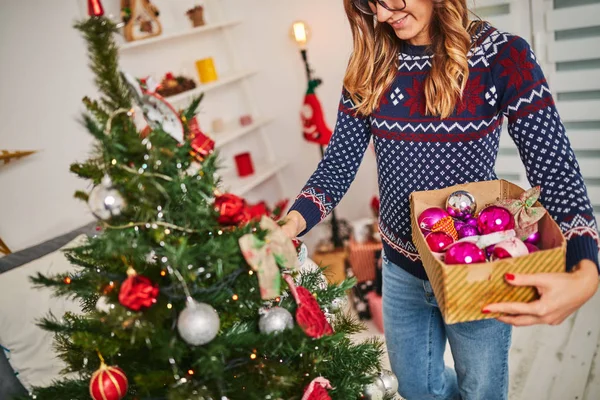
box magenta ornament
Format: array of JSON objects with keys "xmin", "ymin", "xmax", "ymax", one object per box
[
  {"xmin": 465, "ymin": 217, "xmax": 478, "ymax": 227},
  {"xmin": 425, "ymin": 232, "xmax": 454, "ymax": 252},
  {"xmin": 454, "ymin": 220, "xmax": 466, "ymax": 231},
  {"xmin": 525, "ymin": 243, "xmax": 540, "ymax": 253},
  {"xmin": 524, "ymin": 231, "xmax": 540, "ymax": 245},
  {"xmin": 418, "ymin": 207, "xmax": 449, "ymax": 235},
  {"xmin": 446, "ymin": 207, "xmax": 458, "ymax": 218},
  {"xmin": 477, "ymin": 206, "xmax": 515, "ymax": 235},
  {"xmin": 444, "ymin": 242, "xmax": 486, "ymax": 265},
  {"xmin": 458, "ymin": 225, "xmax": 479, "ymax": 239}
]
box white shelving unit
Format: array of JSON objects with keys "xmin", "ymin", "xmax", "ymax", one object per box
[
  {"xmin": 119, "ymin": 20, "xmax": 242, "ymax": 52},
  {"xmin": 112, "ymin": 0, "xmax": 286, "ymax": 201}
]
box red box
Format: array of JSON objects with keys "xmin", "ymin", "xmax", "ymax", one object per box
[{"xmin": 234, "ymin": 152, "xmax": 254, "ymax": 177}]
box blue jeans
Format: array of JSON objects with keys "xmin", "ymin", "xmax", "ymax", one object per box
[{"xmin": 382, "ymin": 256, "xmax": 512, "ymax": 400}]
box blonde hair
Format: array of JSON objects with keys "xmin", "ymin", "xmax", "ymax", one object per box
[{"xmin": 343, "ymin": 0, "xmax": 479, "ymax": 118}]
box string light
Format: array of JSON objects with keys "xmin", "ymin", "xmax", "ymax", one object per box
[
  {"xmin": 275, "ymin": 297, "xmax": 281, "ymax": 302},
  {"xmin": 167, "ymin": 303, "xmax": 173, "ymax": 309},
  {"xmin": 248, "ymin": 270, "xmax": 254, "ymax": 275},
  {"xmin": 232, "ymin": 294, "xmax": 239, "ymax": 301},
  {"xmin": 63, "ymin": 277, "xmax": 72, "ymax": 284},
  {"xmin": 250, "ymin": 353, "xmax": 257, "ymax": 360},
  {"xmin": 164, "ymin": 228, "xmax": 171, "ymax": 235},
  {"xmin": 187, "ymin": 369, "xmax": 194, "ymax": 375},
  {"xmin": 160, "ymin": 270, "xmax": 167, "ymax": 277}
]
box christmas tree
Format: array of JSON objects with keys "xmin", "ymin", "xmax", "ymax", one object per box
[{"xmin": 22, "ymin": 8, "xmax": 398, "ymax": 400}]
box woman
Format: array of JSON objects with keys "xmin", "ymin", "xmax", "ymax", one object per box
[{"xmin": 282, "ymin": 0, "xmax": 599, "ymax": 399}]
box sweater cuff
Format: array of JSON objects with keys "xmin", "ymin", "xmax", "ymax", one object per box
[
  {"xmin": 288, "ymin": 196, "xmax": 325, "ymax": 237},
  {"xmin": 566, "ymin": 234, "xmax": 599, "ymax": 274}
]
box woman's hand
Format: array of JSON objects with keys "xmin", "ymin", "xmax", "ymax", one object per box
[
  {"xmin": 281, "ymin": 210, "xmax": 307, "ymax": 239},
  {"xmin": 483, "ymin": 259, "xmax": 599, "ymax": 326}
]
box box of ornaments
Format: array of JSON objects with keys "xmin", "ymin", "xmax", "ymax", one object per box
[{"xmin": 410, "ymin": 180, "xmax": 566, "ymax": 324}]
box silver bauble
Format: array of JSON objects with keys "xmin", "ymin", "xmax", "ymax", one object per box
[
  {"xmin": 363, "ymin": 376, "xmax": 386, "ymax": 400},
  {"xmin": 88, "ymin": 175, "xmax": 126, "ymax": 220},
  {"xmin": 95, "ymin": 296, "xmax": 112, "ymax": 313},
  {"xmin": 445, "ymin": 190, "xmax": 477, "ymax": 217},
  {"xmin": 177, "ymin": 299, "xmax": 220, "ymax": 346},
  {"xmin": 380, "ymin": 369, "xmax": 399, "ymax": 396},
  {"xmin": 258, "ymin": 307, "xmax": 294, "ymax": 334}
]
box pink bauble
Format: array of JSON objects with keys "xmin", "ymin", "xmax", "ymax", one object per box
[
  {"xmin": 477, "ymin": 206, "xmax": 515, "ymax": 235},
  {"xmin": 445, "ymin": 242, "xmax": 486, "ymax": 265},
  {"xmin": 446, "ymin": 206, "xmax": 458, "ymax": 218},
  {"xmin": 492, "ymin": 237, "xmax": 529, "ymax": 260},
  {"xmin": 454, "ymin": 220, "xmax": 466, "ymax": 231},
  {"xmin": 458, "ymin": 225, "xmax": 479, "ymax": 239},
  {"xmin": 418, "ymin": 207, "xmax": 449, "ymax": 235},
  {"xmin": 465, "ymin": 217, "xmax": 478, "ymax": 227},
  {"xmin": 425, "ymin": 232, "xmax": 454, "ymax": 252},
  {"xmin": 525, "ymin": 243, "xmax": 539, "ymax": 253},
  {"xmin": 524, "ymin": 231, "xmax": 541, "ymax": 245}
]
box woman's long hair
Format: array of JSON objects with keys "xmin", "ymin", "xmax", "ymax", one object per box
[{"xmin": 343, "ymin": 0, "xmax": 479, "ymax": 118}]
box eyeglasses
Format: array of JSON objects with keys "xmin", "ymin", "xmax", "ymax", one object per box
[{"xmin": 353, "ymin": 0, "xmax": 407, "ymax": 15}]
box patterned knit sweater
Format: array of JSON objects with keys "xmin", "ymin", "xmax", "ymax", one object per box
[{"xmin": 289, "ymin": 23, "xmax": 599, "ymax": 280}]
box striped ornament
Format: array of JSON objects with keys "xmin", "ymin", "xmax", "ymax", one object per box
[{"xmin": 89, "ymin": 362, "xmax": 128, "ymax": 400}]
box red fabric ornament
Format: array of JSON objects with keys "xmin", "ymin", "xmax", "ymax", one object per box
[
  {"xmin": 87, "ymin": 0, "xmax": 105, "ymax": 17},
  {"xmin": 234, "ymin": 152, "xmax": 255, "ymax": 177},
  {"xmin": 118, "ymin": 269, "xmax": 159, "ymax": 311},
  {"xmin": 283, "ymin": 275, "xmax": 333, "ymax": 339},
  {"xmin": 301, "ymin": 80, "xmax": 333, "ymax": 146},
  {"xmin": 246, "ymin": 201, "xmax": 269, "ymax": 220},
  {"xmin": 302, "ymin": 377, "xmax": 333, "ymax": 400},
  {"xmin": 188, "ymin": 117, "xmax": 215, "ymax": 161},
  {"xmin": 215, "ymin": 193, "xmax": 248, "ymax": 226},
  {"xmin": 89, "ymin": 362, "xmax": 128, "ymax": 400}
]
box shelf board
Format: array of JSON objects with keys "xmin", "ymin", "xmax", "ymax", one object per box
[
  {"xmin": 214, "ymin": 117, "xmax": 275, "ymax": 148},
  {"xmin": 223, "ymin": 161, "xmax": 289, "ymax": 196},
  {"xmin": 163, "ymin": 70, "xmax": 257, "ymax": 104},
  {"xmin": 119, "ymin": 20, "xmax": 242, "ymax": 52}
]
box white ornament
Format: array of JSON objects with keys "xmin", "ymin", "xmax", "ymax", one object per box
[
  {"xmin": 95, "ymin": 296, "xmax": 112, "ymax": 313},
  {"xmin": 177, "ymin": 299, "xmax": 220, "ymax": 346},
  {"xmin": 88, "ymin": 175, "xmax": 126, "ymax": 220},
  {"xmin": 258, "ymin": 307, "xmax": 294, "ymax": 334}
]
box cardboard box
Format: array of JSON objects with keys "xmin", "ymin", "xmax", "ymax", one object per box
[{"xmin": 410, "ymin": 180, "xmax": 566, "ymax": 324}]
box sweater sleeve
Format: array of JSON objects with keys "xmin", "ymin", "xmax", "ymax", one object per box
[
  {"xmin": 288, "ymin": 89, "xmax": 372, "ymax": 236},
  {"xmin": 491, "ymin": 34, "xmax": 599, "ymax": 272}
]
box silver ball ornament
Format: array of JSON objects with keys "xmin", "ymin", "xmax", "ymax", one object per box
[
  {"xmin": 380, "ymin": 369, "xmax": 399, "ymax": 396},
  {"xmin": 258, "ymin": 307, "xmax": 294, "ymax": 334},
  {"xmin": 88, "ymin": 175, "xmax": 126, "ymax": 220},
  {"xmin": 177, "ymin": 299, "xmax": 220, "ymax": 346},
  {"xmin": 363, "ymin": 376, "xmax": 386, "ymax": 400},
  {"xmin": 446, "ymin": 190, "xmax": 477, "ymax": 218}
]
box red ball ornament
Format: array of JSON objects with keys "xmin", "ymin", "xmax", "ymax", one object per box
[
  {"xmin": 118, "ymin": 269, "xmax": 159, "ymax": 311},
  {"xmin": 425, "ymin": 232, "xmax": 454, "ymax": 252},
  {"xmin": 418, "ymin": 207, "xmax": 449, "ymax": 235},
  {"xmin": 477, "ymin": 206, "xmax": 515, "ymax": 235},
  {"xmin": 525, "ymin": 243, "xmax": 540, "ymax": 253},
  {"xmin": 445, "ymin": 242, "xmax": 486, "ymax": 265},
  {"xmin": 89, "ymin": 362, "xmax": 128, "ymax": 400}
]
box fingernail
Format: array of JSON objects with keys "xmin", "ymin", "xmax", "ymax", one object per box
[
  {"xmin": 505, "ymin": 273, "xmax": 515, "ymax": 281},
  {"xmin": 482, "ymin": 309, "xmax": 491, "ymax": 314}
]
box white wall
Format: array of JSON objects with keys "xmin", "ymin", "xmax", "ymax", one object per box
[
  {"xmin": 0, "ymin": 0, "xmax": 379, "ymax": 252},
  {"xmin": 0, "ymin": 0, "xmax": 97, "ymax": 251}
]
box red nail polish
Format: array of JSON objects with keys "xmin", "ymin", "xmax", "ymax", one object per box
[
  {"xmin": 505, "ymin": 273, "xmax": 515, "ymax": 281},
  {"xmin": 482, "ymin": 309, "xmax": 491, "ymax": 314}
]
